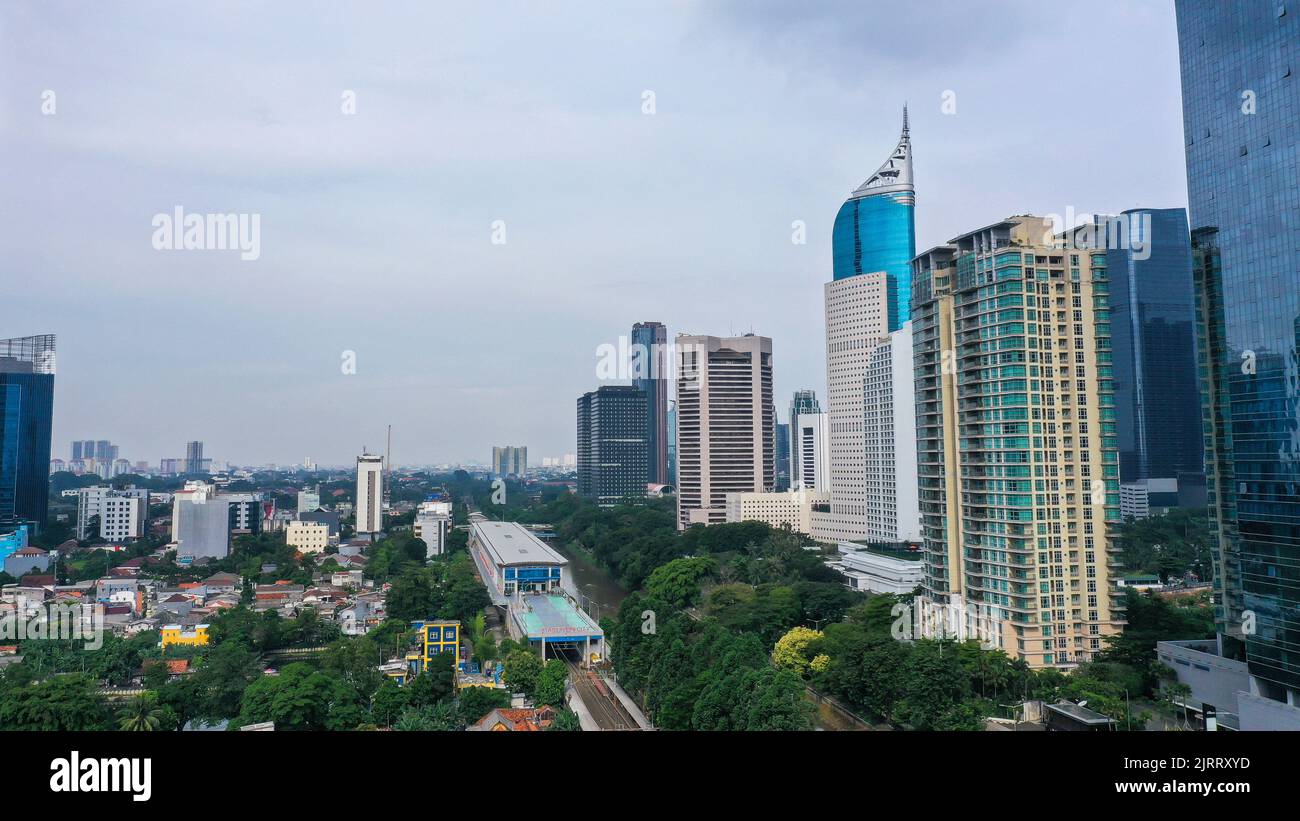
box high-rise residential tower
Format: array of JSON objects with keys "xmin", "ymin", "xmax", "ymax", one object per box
[
  {"xmin": 674, "ymin": 334, "xmax": 774, "ymax": 528},
  {"xmin": 184, "ymin": 440, "xmax": 204, "ymax": 474},
  {"xmin": 491, "ymin": 446, "xmax": 527, "ymax": 478},
  {"xmin": 789, "ymin": 390, "xmax": 829, "ymax": 492},
  {"xmin": 815, "ymin": 110, "xmax": 916, "ymax": 543},
  {"xmin": 0, "ymin": 335, "xmax": 56, "ymax": 529},
  {"xmin": 1173, "ymin": 0, "xmax": 1300, "ymax": 728},
  {"xmin": 631, "ymin": 321, "xmax": 669, "ymax": 485},
  {"xmin": 577, "ymin": 385, "xmax": 648, "ymax": 504},
  {"xmin": 912, "ymin": 216, "xmax": 1123, "ymax": 670},
  {"xmin": 355, "ymin": 453, "xmax": 384, "ymax": 535}
]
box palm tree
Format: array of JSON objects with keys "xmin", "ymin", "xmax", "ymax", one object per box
[{"xmin": 117, "ymin": 695, "xmax": 163, "ymax": 732}]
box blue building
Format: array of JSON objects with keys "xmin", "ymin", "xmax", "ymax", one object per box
[
  {"xmin": 832, "ymin": 108, "xmax": 916, "ymax": 330},
  {"xmin": 1101, "ymin": 209, "xmax": 1204, "ymax": 491},
  {"xmin": 1176, "ymin": 0, "xmax": 1300, "ymax": 726},
  {"xmin": 630, "ymin": 321, "xmax": 669, "ymax": 485},
  {"xmin": 0, "ymin": 335, "xmax": 55, "ymax": 531}
]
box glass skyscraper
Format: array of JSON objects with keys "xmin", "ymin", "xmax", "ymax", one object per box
[
  {"xmin": 831, "ymin": 108, "xmax": 916, "ymax": 330},
  {"xmin": 0, "ymin": 335, "xmax": 56, "ymax": 530},
  {"xmin": 1177, "ymin": 0, "xmax": 1300, "ymax": 708},
  {"xmin": 1103, "ymin": 208, "xmax": 1203, "ymax": 485},
  {"xmin": 631, "ymin": 321, "xmax": 669, "ymax": 485}
]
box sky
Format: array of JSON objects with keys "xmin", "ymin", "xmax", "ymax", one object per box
[{"xmin": 0, "ymin": 0, "xmax": 1190, "ymax": 467}]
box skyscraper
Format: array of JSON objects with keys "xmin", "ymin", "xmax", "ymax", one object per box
[
  {"xmin": 912, "ymin": 216, "xmax": 1122, "ymax": 669},
  {"xmin": 816, "ymin": 110, "xmax": 916, "ymax": 543},
  {"xmin": 356, "ymin": 453, "xmax": 384, "ymax": 535},
  {"xmin": 674, "ymin": 334, "xmax": 774, "ymax": 528},
  {"xmin": 577, "ymin": 385, "xmax": 648, "ymax": 504},
  {"xmin": 1097, "ymin": 209, "xmax": 1203, "ymax": 502},
  {"xmin": 666, "ymin": 399, "xmax": 677, "ymax": 485},
  {"xmin": 491, "ymin": 446, "xmax": 527, "ymax": 477},
  {"xmin": 0, "ymin": 335, "xmax": 55, "ymax": 529},
  {"xmin": 862, "ymin": 322, "xmax": 919, "ymax": 543},
  {"xmin": 1176, "ymin": 0, "xmax": 1300, "ymax": 727},
  {"xmin": 789, "ymin": 389, "xmax": 828, "ymax": 492},
  {"xmin": 631, "ymin": 321, "xmax": 669, "ymax": 485},
  {"xmin": 831, "ymin": 107, "xmax": 916, "ymax": 331},
  {"xmin": 185, "ymin": 440, "xmax": 205, "ymax": 474},
  {"xmin": 774, "ymin": 420, "xmax": 790, "ymax": 491}
]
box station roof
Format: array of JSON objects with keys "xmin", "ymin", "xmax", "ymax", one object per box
[
  {"xmin": 472, "ymin": 521, "xmax": 567, "ymax": 568},
  {"xmin": 513, "ymin": 593, "xmax": 602, "ymax": 640}
]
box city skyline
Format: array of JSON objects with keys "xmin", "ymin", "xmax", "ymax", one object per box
[{"xmin": 3, "ymin": 1, "xmax": 1189, "ymax": 465}]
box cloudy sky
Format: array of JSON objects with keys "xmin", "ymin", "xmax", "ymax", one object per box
[{"xmin": 1, "ymin": 1, "xmax": 1189, "ymax": 467}]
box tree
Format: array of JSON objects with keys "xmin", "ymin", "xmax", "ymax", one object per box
[
  {"xmin": 548, "ymin": 708, "xmax": 582, "ymax": 731},
  {"xmin": 503, "ymin": 649, "xmax": 544, "ymax": 696},
  {"xmin": 457, "ymin": 686, "xmax": 510, "ymax": 723},
  {"xmin": 772, "ymin": 626, "xmax": 825, "ymax": 678},
  {"xmin": 394, "ymin": 701, "xmax": 460, "ymax": 731},
  {"xmin": 644, "ymin": 557, "xmax": 716, "ymax": 608},
  {"xmin": 0, "ymin": 674, "xmax": 110, "ymax": 731},
  {"xmin": 370, "ymin": 677, "xmax": 411, "ymax": 727},
  {"xmin": 534, "ymin": 659, "xmax": 568, "ymax": 706},
  {"xmin": 406, "ymin": 652, "xmax": 457, "ymax": 709},
  {"xmin": 117, "ymin": 694, "xmax": 165, "ymax": 731}
]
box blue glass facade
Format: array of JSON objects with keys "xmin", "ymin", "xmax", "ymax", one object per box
[
  {"xmin": 832, "ymin": 191, "xmax": 916, "ymax": 330},
  {"xmin": 0, "ymin": 341, "xmax": 55, "ymax": 530},
  {"xmin": 1177, "ymin": 0, "xmax": 1300, "ymax": 694},
  {"xmin": 1105, "ymin": 208, "xmax": 1203, "ymax": 483},
  {"xmin": 630, "ymin": 321, "xmax": 668, "ymax": 484}
]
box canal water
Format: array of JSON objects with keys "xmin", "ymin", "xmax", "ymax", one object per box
[{"xmin": 549, "ymin": 540, "xmax": 628, "ymax": 624}]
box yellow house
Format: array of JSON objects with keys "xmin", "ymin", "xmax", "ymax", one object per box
[{"xmin": 160, "ymin": 623, "xmax": 210, "ymax": 650}]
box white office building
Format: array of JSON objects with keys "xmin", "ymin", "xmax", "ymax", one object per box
[
  {"xmin": 833, "ymin": 543, "xmax": 925, "ymax": 595},
  {"xmin": 790, "ymin": 409, "xmax": 829, "ymax": 492},
  {"xmin": 862, "ymin": 322, "xmax": 920, "ymax": 543},
  {"xmin": 172, "ymin": 482, "xmax": 232, "ymax": 560},
  {"xmin": 74, "ymin": 486, "xmax": 150, "ymax": 541},
  {"xmin": 356, "ymin": 454, "xmax": 384, "ymax": 535},
  {"xmin": 812, "ymin": 271, "xmax": 890, "ymax": 542},
  {"xmin": 297, "ymin": 487, "xmax": 321, "ymax": 514},
  {"xmin": 724, "ymin": 487, "xmax": 829, "ymax": 534},
  {"xmin": 414, "ymin": 499, "xmax": 453, "ymax": 558}
]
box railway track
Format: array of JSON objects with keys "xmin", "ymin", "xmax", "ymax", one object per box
[{"xmin": 557, "ymin": 647, "xmax": 638, "ymax": 730}]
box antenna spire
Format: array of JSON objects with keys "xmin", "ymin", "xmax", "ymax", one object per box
[{"xmin": 902, "ymin": 103, "xmax": 909, "ymax": 137}]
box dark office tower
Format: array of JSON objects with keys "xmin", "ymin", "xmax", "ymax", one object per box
[
  {"xmin": 1102, "ymin": 209, "xmax": 1203, "ymax": 484},
  {"xmin": 631, "ymin": 321, "xmax": 669, "ymax": 484},
  {"xmin": 71, "ymin": 441, "xmax": 84, "ymax": 461},
  {"xmin": 185, "ymin": 441, "xmax": 204, "ymax": 474},
  {"xmin": 1176, "ymin": 0, "xmax": 1300, "ymax": 726},
  {"xmin": 577, "ymin": 386, "xmax": 648, "ymax": 505},
  {"xmin": 0, "ymin": 335, "xmax": 56, "ymax": 528},
  {"xmin": 667, "ymin": 399, "xmax": 677, "ymax": 485},
  {"xmin": 774, "ymin": 421, "xmax": 790, "ymax": 491}
]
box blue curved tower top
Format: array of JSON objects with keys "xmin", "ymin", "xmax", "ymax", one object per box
[{"xmin": 832, "ymin": 108, "xmax": 916, "ymax": 330}]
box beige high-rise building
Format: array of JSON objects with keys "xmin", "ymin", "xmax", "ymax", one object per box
[
  {"xmin": 355, "ymin": 453, "xmax": 384, "ymax": 535},
  {"xmin": 810, "ymin": 271, "xmax": 890, "ymax": 542},
  {"xmin": 912, "ymin": 215, "xmax": 1123, "ymax": 669},
  {"xmin": 674, "ymin": 334, "xmax": 774, "ymax": 529}
]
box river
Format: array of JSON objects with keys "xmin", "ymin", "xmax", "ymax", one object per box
[{"xmin": 550, "ymin": 539, "xmax": 628, "ymax": 624}]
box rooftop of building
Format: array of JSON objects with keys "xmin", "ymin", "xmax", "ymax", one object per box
[
  {"xmin": 512, "ymin": 593, "xmax": 602, "ymax": 639},
  {"xmin": 472, "ymin": 521, "xmax": 567, "ymax": 567}
]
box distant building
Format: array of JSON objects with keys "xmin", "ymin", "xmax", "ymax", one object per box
[
  {"xmin": 171, "ymin": 482, "xmax": 260, "ymax": 560},
  {"xmin": 184, "ymin": 441, "xmax": 208, "ymax": 474},
  {"xmin": 631, "ymin": 321, "xmax": 669, "ymax": 485},
  {"xmin": 577, "ymin": 385, "xmax": 648, "ymax": 505},
  {"xmin": 414, "ymin": 499, "xmax": 452, "ymax": 557},
  {"xmin": 861, "ymin": 322, "xmax": 919, "ymax": 544},
  {"xmin": 285, "ymin": 521, "xmax": 330, "ymax": 554},
  {"xmin": 674, "ymin": 334, "xmax": 774, "ymax": 528},
  {"xmin": 298, "ymin": 508, "xmax": 341, "ymax": 539},
  {"xmin": 774, "ymin": 421, "xmax": 791, "ymax": 492},
  {"xmin": 491, "ymin": 446, "xmax": 528, "ymax": 478},
  {"xmin": 0, "ymin": 335, "xmax": 56, "ymax": 529},
  {"xmin": 296, "ymin": 487, "xmax": 321, "ymax": 514},
  {"xmin": 789, "ymin": 390, "xmax": 828, "ymax": 492},
  {"xmin": 355, "ymin": 454, "xmax": 384, "ymax": 535},
  {"xmin": 725, "ymin": 488, "xmax": 827, "ymax": 535},
  {"xmin": 160, "ymin": 624, "xmax": 210, "ymax": 650},
  {"xmin": 74, "ymin": 486, "xmax": 149, "ymax": 541},
  {"xmin": 834, "ymin": 543, "xmax": 924, "ymax": 595},
  {"xmin": 666, "ymin": 399, "xmax": 677, "ymax": 485}
]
